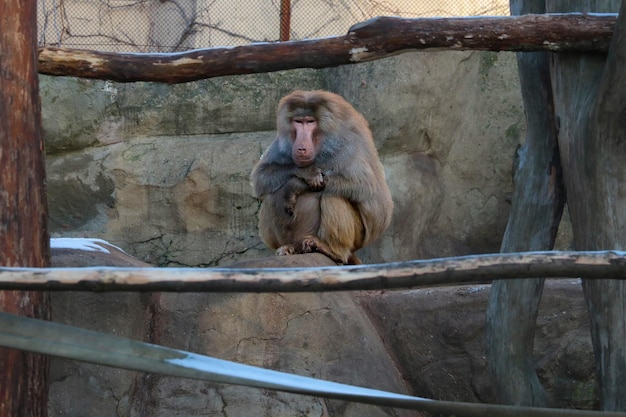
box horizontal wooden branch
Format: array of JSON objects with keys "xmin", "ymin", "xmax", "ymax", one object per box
[
  {"xmin": 1, "ymin": 251, "xmax": 626, "ymax": 292},
  {"xmin": 38, "ymin": 13, "xmax": 616, "ymax": 84}
]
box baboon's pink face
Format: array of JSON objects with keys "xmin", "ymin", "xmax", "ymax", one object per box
[{"xmin": 291, "ymin": 115, "xmax": 320, "ymax": 167}]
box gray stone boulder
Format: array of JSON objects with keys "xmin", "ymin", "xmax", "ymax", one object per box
[
  {"xmin": 358, "ymin": 279, "xmax": 595, "ymax": 409},
  {"xmin": 48, "ymin": 242, "xmax": 595, "ymax": 416},
  {"xmin": 48, "ymin": 245, "xmax": 416, "ymax": 417}
]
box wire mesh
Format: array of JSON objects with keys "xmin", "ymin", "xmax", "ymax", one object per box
[{"xmin": 37, "ymin": 0, "xmax": 510, "ymax": 52}]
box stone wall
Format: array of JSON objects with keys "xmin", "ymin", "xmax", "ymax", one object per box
[{"xmin": 43, "ymin": 50, "xmax": 524, "ymax": 266}]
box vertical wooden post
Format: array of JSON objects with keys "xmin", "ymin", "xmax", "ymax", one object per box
[
  {"xmin": 485, "ymin": 0, "xmax": 564, "ymax": 406},
  {"xmin": 279, "ymin": 0, "xmax": 291, "ymax": 41},
  {"xmin": 0, "ymin": 1, "xmax": 51, "ymax": 416},
  {"xmin": 548, "ymin": 0, "xmax": 624, "ymax": 410}
]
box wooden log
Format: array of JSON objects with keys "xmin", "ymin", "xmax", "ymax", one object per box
[
  {"xmin": 549, "ymin": 0, "xmax": 626, "ymax": 411},
  {"xmin": 37, "ymin": 13, "xmax": 616, "ymax": 84},
  {"xmin": 485, "ymin": 0, "xmax": 566, "ymax": 407},
  {"xmin": 0, "ymin": 251, "xmax": 625, "ymax": 292},
  {"xmin": 0, "ymin": 0, "xmax": 51, "ymax": 416}
]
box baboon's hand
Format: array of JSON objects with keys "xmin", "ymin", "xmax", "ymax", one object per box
[{"xmin": 298, "ymin": 166, "xmax": 325, "ymax": 191}]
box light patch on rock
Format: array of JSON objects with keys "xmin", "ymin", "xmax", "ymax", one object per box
[{"xmin": 51, "ymin": 237, "xmax": 125, "ymax": 254}]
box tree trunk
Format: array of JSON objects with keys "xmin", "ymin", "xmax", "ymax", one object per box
[
  {"xmin": 0, "ymin": 1, "xmax": 50, "ymax": 416},
  {"xmin": 547, "ymin": 0, "xmax": 624, "ymax": 410},
  {"xmin": 485, "ymin": 0, "xmax": 565, "ymax": 406}
]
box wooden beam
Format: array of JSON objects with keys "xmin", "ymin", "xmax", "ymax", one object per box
[
  {"xmin": 38, "ymin": 13, "xmax": 616, "ymax": 84},
  {"xmin": 485, "ymin": 2, "xmax": 565, "ymax": 404},
  {"xmin": 0, "ymin": 251, "xmax": 625, "ymax": 292}
]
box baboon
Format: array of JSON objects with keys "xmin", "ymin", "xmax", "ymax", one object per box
[{"xmin": 251, "ymin": 90, "xmax": 393, "ymax": 264}]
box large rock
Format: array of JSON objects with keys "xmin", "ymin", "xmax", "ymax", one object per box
[
  {"xmin": 128, "ymin": 291, "xmax": 417, "ymax": 417},
  {"xmin": 48, "ymin": 244, "xmax": 416, "ymax": 417},
  {"xmin": 48, "ymin": 242, "xmax": 595, "ymax": 415},
  {"xmin": 50, "ymin": 290, "xmax": 420, "ymax": 417},
  {"xmin": 358, "ymin": 280, "xmax": 596, "ymax": 409}
]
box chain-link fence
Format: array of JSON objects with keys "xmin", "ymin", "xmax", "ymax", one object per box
[{"xmin": 37, "ymin": 0, "xmax": 509, "ymax": 52}]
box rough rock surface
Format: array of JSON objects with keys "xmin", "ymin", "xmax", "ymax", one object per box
[
  {"xmin": 49, "ymin": 246, "xmax": 417, "ymax": 417},
  {"xmin": 358, "ymin": 280, "xmax": 595, "ymax": 409},
  {"xmin": 44, "ymin": 50, "xmax": 523, "ymax": 266},
  {"xmin": 48, "ymin": 245, "xmax": 594, "ymax": 416}
]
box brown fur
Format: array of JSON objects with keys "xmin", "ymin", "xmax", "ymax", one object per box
[{"xmin": 251, "ymin": 90, "xmax": 393, "ymax": 264}]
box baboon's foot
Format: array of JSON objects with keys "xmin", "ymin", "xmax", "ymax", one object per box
[
  {"xmin": 301, "ymin": 235, "xmax": 348, "ymax": 264},
  {"xmin": 275, "ymin": 245, "xmax": 296, "ymax": 256}
]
